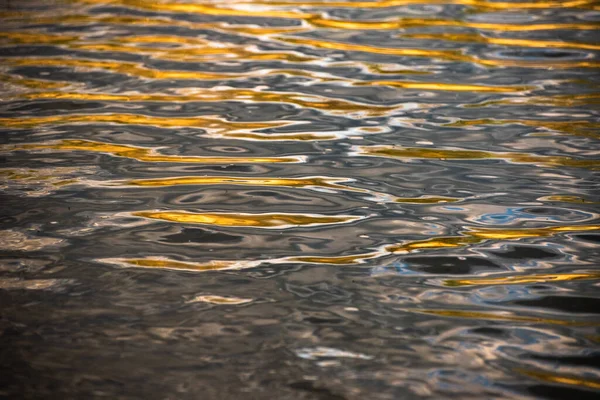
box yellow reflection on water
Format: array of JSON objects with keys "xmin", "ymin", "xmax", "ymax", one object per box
[
  {"xmin": 223, "ymin": 132, "xmax": 340, "ymax": 141},
  {"xmin": 539, "ymin": 195, "xmax": 598, "ymax": 203},
  {"xmin": 355, "ymin": 80, "xmax": 532, "ymax": 93},
  {"xmin": 284, "ymin": 224, "xmax": 599, "ymax": 265},
  {"xmin": 276, "ymin": 36, "xmax": 471, "ymax": 63},
  {"xmin": 123, "ymin": 175, "xmax": 359, "ymax": 192},
  {"xmin": 413, "ymin": 309, "xmax": 598, "ymax": 326},
  {"xmin": 386, "ymin": 235, "xmax": 480, "ymax": 253},
  {"xmin": 101, "ymin": 257, "xmax": 247, "ymax": 272},
  {"xmin": 394, "ymin": 196, "xmax": 460, "ymax": 204},
  {"xmin": 229, "ymin": 0, "xmax": 596, "ymax": 10},
  {"xmin": 0, "ymin": 113, "xmax": 287, "ymax": 134},
  {"xmin": 287, "ymin": 252, "xmax": 383, "ymax": 265},
  {"xmin": 15, "ymin": 90, "xmax": 396, "ymax": 117},
  {"xmin": 0, "ymin": 73, "xmax": 71, "ymax": 90},
  {"xmin": 384, "ymin": 224, "xmax": 599, "ymax": 256},
  {"xmin": 464, "ymin": 93, "xmax": 600, "ymax": 108},
  {"xmin": 4, "ymin": 57, "xmax": 243, "ymax": 80},
  {"xmin": 1, "ymin": 13, "xmax": 309, "ymax": 41},
  {"xmin": 77, "ymin": 0, "xmax": 315, "ymax": 19},
  {"xmin": 276, "ymin": 35, "xmax": 598, "ymax": 68},
  {"xmin": 68, "ymin": 39, "xmax": 316, "ymax": 64},
  {"xmin": 387, "ymin": 225, "xmax": 600, "ymax": 254},
  {"xmin": 517, "ymin": 369, "xmax": 600, "ymax": 390},
  {"xmin": 401, "ymin": 32, "xmax": 600, "ymax": 51},
  {"xmin": 2, "ymin": 140, "xmax": 303, "ymax": 164},
  {"xmin": 133, "ymin": 210, "xmax": 361, "ymax": 228},
  {"xmin": 307, "ymin": 16, "xmax": 599, "ymax": 32},
  {"xmin": 0, "ymin": 31, "xmax": 79, "ymax": 45},
  {"xmin": 357, "ymin": 145, "xmax": 600, "ymax": 169},
  {"xmin": 445, "ymin": 119, "xmax": 599, "ymax": 138},
  {"xmin": 445, "ymin": 271, "xmax": 600, "ymax": 287}
]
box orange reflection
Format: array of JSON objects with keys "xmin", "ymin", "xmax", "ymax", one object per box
[
  {"xmin": 307, "ymin": 16, "xmax": 598, "ymax": 32},
  {"xmin": 134, "ymin": 210, "xmax": 362, "ymax": 228},
  {"xmin": 445, "ymin": 271, "xmax": 600, "ymax": 287},
  {"xmin": 278, "ymin": 35, "xmax": 599, "ymax": 68},
  {"xmin": 5, "ymin": 58, "xmax": 244, "ymax": 80},
  {"xmin": 517, "ymin": 369, "xmax": 600, "ymax": 390},
  {"xmin": 445, "ymin": 119, "xmax": 599, "ymax": 137},
  {"xmin": 122, "ymin": 175, "xmax": 359, "ymax": 192},
  {"xmin": 401, "ymin": 32, "xmax": 600, "ymax": 51},
  {"xmin": 355, "ymin": 80, "xmax": 532, "ymax": 93},
  {"xmin": 16, "ymin": 91, "xmax": 396, "ymax": 117},
  {"xmin": 0, "ymin": 113, "xmax": 288, "ymax": 134},
  {"xmin": 357, "ymin": 145, "xmax": 600, "ymax": 169},
  {"xmin": 411, "ymin": 309, "xmax": 598, "ymax": 326},
  {"xmin": 101, "ymin": 257, "xmax": 249, "ymax": 272},
  {"xmin": 230, "ymin": 0, "xmax": 596, "ymax": 11},
  {"xmin": 464, "ymin": 93, "xmax": 600, "ymax": 108}
]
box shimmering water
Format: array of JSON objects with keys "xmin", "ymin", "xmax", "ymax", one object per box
[{"xmin": 1, "ymin": 0, "xmax": 599, "ymax": 398}]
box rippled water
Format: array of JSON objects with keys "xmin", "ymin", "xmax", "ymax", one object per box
[{"xmin": 1, "ymin": 0, "xmax": 599, "ymax": 398}]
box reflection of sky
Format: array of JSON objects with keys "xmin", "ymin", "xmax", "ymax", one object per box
[
  {"xmin": 473, "ymin": 207, "xmax": 595, "ymax": 225},
  {"xmin": 371, "ymin": 260, "xmax": 416, "ymax": 276},
  {"xmin": 472, "ymin": 285, "xmax": 540, "ymax": 304}
]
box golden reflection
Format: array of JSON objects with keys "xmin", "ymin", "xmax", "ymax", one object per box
[
  {"xmin": 0, "ymin": 73, "xmax": 71, "ymax": 90},
  {"xmin": 517, "ymin": 369, "xmax": 600, "ymax": 390},
  {"xmin": 401, "ymin": 32, "xmax": 600, "ymax": 51},
  {"xmin": 68, "ymin": 40, "xmax": 316, "ymax": 64},
  {"xmin": 4, "ymin": 58, "xmax": 243, "ymax": 80},
  {"xmin": 468, "ymin": 225, "xmax": 600, "ymax": 240},
  {"xmin": 230, "ymin": 0, "xmax": 596, "ymax": 11},
  {"xmin": 133, "ymin": 210, "xmax": 361, "ymax": 228},
  {"xmin": 307, "ymin": 16, "xmax": 599, "ymax": 32},
  {"xmin": 77, "ymin": 0, "xmax": 315, "ymax": 19},
  {"xmin": 16, "ymin": 91, "xmax": 396, "ymax": 117},
  {"xmin": 276, "ymin": 36, "xmax": 598, "ymax": 68},
  {"xmin": 445, "ymin": 119, "xmax": 600, "ymax": 137},
  {"xmin": 223, "ymin": 132, "xmax": 339, "ymax": 141},
  {"xmin": 102, "ymin": 257, "xmax": 248, "ymax": 272},
  {"xmin": 386, "ymin": 235, "xmax": 480, "ymax": 253},
  {"xmin": 276, "ymin": 36, "xmax": 470, "ymax": 63},
  {"xmin": 355, "ymin": 80, "xmax": 532, "ymax": 93},
  {"xmin": 363, "ymin": 63, "xmax": 431, "ymax": 75},
  {"xmin": 1, "ymin": 13, "xmax": 309, "ymax": 40},
  {"xmin": 5, "ymin": 6, "xmax": 598, "ymax": 39},
  {"xmin": 283, "ymin": 224, "xmax": 599, "ymax": 265},
  {"xmin": 0, "ymin": 113, "xmax": 288, "ymax": 134},
  {"xmin": 287, "ymin": 252, "xmax": 383, "ymax": 265},
  {"xmin": 122, "ymin": 175, "xmax": 362, "ymax": 192},
  {"xmin": 445, "ymin": 271, "xmax": 600, "ymax": 287},
  {"xmin": 0, "ymin": 31, "xmax": 79, "ymax": 45},
  {"xmin": 385, "ymin": 224, "xmax": 600, "ymax": 255},
  {"xmin": 464, "ymin": 93, "xmax": 600, "ymax": 108},
  {"xmin": 187, "ymin": 295, "xmax": 253, "ymax": 305},
  {"xmin": 412, "ymin": 309, "xmax": 598, "ymax": 326},
  {"xmin": 72, "ymin": 0, "xmax": 599, "ymax": 21},
  {"xmin": 394, "ymin": 196, "xmax": 460, "ymax": 204},
  {"xmin": 357, "ymin": 145, "xmax": 600, "ymax": 169},
  {"xmin": 539, "ymin": 195, "xmax": 598, "ymax": 203},
  {"xmin": 2, "ymin": 140, "xmax": 303, "ymax": 164}
]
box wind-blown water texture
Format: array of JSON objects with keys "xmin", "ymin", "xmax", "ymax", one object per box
[{"xmin": 0, "ymin": 0, "xmax": 599, "ymax": 398}]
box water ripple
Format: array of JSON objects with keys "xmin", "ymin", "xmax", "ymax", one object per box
[{"xmin": 1, "ymin": 0, "xmax": 599, "ymax": 399}]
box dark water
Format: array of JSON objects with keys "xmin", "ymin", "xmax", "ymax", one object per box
[{"xmin": 1, "ymin": 0, "xmax": 599, "ymax": 398}]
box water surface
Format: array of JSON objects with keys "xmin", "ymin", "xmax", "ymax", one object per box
[{"xmin": 1, "ymin": 0, "xmax": 599, "ymax": 398}]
